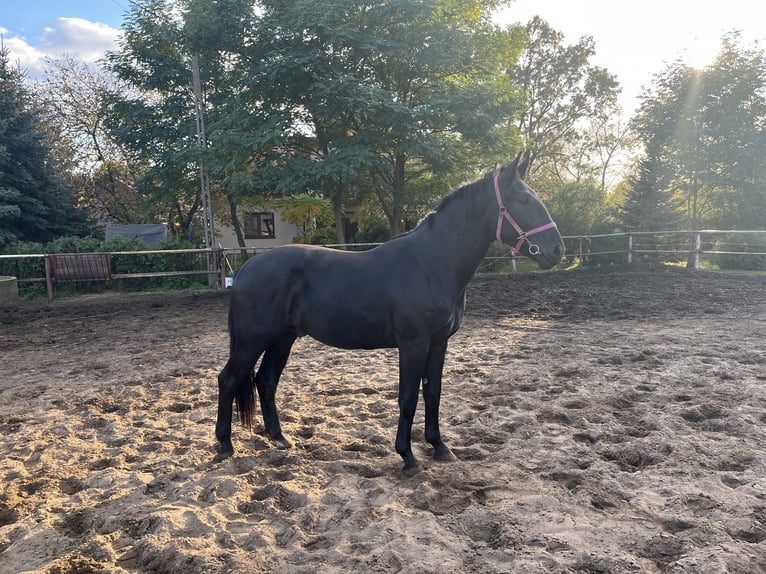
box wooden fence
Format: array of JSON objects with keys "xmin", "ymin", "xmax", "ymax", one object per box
[{"xmin": 0, "ymin": 230, "xmax": 762, "ymax": 301}]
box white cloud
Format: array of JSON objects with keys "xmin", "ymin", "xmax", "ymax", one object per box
[{"xmin": 2, "ymin": 18, "xmax": 120, "ymax": 79}]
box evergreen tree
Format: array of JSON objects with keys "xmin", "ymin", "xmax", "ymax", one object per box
[
  {"xmin": 0, "ymin": 48, "xmax": 87, "ymax": 247},
  {"xmin": 620, "ymin": 155, "xmax": 681, "ymax": 232}
]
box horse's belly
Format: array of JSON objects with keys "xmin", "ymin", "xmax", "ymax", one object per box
[
  {"xmin": 298, "ymin": 310, "xmax": 395, "ymax": 350},
  {"xmin": 313, "ymin": 332, "xmax": 392, "ymax": 350}
]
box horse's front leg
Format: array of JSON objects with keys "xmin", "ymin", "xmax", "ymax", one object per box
[
  {"xmin": 423, "ymin": 339, "xmax": 457, "ymax": 463},
  {"xmin": 395, "ymin": 340, "xmax": 430, "ymax": 476}
]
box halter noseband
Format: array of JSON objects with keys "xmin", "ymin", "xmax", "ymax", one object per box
[{"xmin": 494, "ymin": 174, "xmax": 557, "ymax": 256}]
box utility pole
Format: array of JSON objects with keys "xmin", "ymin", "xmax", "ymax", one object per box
[{"xmin": 191, "ymin": 54, "xmax": 217, "ymax": 284}]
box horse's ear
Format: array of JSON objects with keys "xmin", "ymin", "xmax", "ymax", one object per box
[
  {"xmin": 518, "ymin": 151, "xmax": 531, "ymax": 178},
  {"xmin": 510, "ymin": 151, "xmax": 523, "ymax": 172}
]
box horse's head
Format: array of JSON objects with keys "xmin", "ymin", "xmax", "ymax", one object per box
[{"xmin": 493, "ymin": 156, "xmax": 564, "ymax": 270}]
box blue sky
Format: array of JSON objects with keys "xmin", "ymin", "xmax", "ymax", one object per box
[
  {"xmin": 0, "ymin": 0, "xmax": 126, "ymax": 76},
  {"xmin": 2, "ymin": 1, "xmax": 764, "ymax": 114},
  {"xmin": 2, "ymin": 0, "xmax": 126, "ymax": 34}
]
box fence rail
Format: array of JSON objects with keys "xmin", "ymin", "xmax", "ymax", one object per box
[{"xmin": 0, "ymin": 230, "xmax": 763, "ymax": 301}]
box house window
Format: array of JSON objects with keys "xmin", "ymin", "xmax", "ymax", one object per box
[{"xmin": 244, "ymin": 212, "xmax": 275, "ymax": 239}]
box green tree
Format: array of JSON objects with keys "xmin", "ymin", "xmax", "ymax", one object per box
[
  {"xmin": 620, "ymin": 154, "xmax": 681, "ymax": 232},
  {"xmin": 105, "ymin": 0, "xmax": 274, "ymax": 245},
  {"xmin": 219, "ymin": 0, "xmax": 523, "ymax": 239},
  {"xmin": 503, "ymin": 16, "xmax": 623, "ymax": 237},
  {"xmin": 632, "ymin": 32, "xmax": 766, "ymax": 233},
  {"xmin": 699, "ymin": 34, "xmax": 766, "ymax": 229},
  {"xmin": 0, "ymin": 48, "xmax": 87, "ymax": 247},
  {"xmin": 103, "ymin": 0, "xmax": 206, "ymax": 240}
]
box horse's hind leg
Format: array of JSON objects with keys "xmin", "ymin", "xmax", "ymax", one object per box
[
  {"xmin": 255, "ymin": 332, "xmax": 297, "ymax": 449},
  {"xmin": 423, "ymin": 339, "xmax": 457, "ymax": 463},
  {"xmin": 216, "ymin": 343, "xmax": 267, "ymax": 460},
  {"xmin": 216, "ymin": 359, "xmax": 253, "ymax": 460}
]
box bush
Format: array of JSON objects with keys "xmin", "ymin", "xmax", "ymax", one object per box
[
  {"xmin": 713, "ymin": 233, "xmax": 766, "ymax": 271},
  {"xmin": 575, "ymin": 234, "xmax": 628, "ymax": 268},
  {"xmin": 1, "ymin": 235, "xmax": 211, "ymax": 299},
  {"xmin": 0, "ymin": 241, "xmax": 46, "ymax": 281}
]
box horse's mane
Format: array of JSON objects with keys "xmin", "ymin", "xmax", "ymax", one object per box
[
  {"xmin": 388, "ymin": 162, "xmax": 513, "ymax": 240},
  {"xmin": 434, "ymin": 167, "xmax": 498, "ymax": 214},
  {"xmin": 414, "ymin": 164, "xmax": 508, "ymax": 231}
]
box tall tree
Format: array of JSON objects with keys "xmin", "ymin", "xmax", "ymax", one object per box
[
  {"xmin": 0, "ymin": 48, "xmax": 87, "ymax": 247},
  {"xmin": 632, "ymin": 32, "xmax": 766, "ymax": 232},
  {"xmin": 103, "ymin": 0, "xmax": 205, "ymax": 239},
  {"xmin": 39, "ymin": 55, "xmax": 147, "ymax": 224},
  {"xmin": 105, "ymin": 0, "xmax": 272, "ymax": 244},
  {"xmin": 620, "ymin": 153, "xmax": 681, "ymax": 232},
  {"xmin": 221, "ymin": 0, "xmax": 523, "ymax": 239},
  {"xmin": 509, "ymin": 16, "xmax": 620, "ymax": 175},
  {"xmin": 501, "ymin": 16, "xmax": 623, "ymax": 237},
  {"xmin": 699, "ymin": 34, "xmax": 766, "ymax": 229}
]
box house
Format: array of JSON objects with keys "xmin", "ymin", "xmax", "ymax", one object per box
[
  {"xmin": 216, "ymin": 209, "xmax": 298, "ymax": 249},
  {"xmin": 215, "ymin": 207, "xmax": 360, "ymax": 249}
]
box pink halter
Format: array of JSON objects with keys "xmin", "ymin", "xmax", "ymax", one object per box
[{"xmin": 494, "ymin": 174, "xmax": 557, "ymax": 255}]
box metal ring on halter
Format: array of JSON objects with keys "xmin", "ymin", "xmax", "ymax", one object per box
[{"xmin": 527, "ymin": 243, "xmax": 541, "ymax": 255}]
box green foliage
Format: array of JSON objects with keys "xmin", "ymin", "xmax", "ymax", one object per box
[
  {"xmin": 620, "ymin": 155, "xmax": 682, "ymax": 231},
  {"xmin": 0, "ymin": 241, "xmax": 46, "ymax": 282},
  {"xmin": 1, "ymin": 235, "xmax": 207, "ymax": 298},
  {"xmin": 294, "ymin": 227, "xmax": 338, "ymax": 246},
  {"xmin": 630, "ymin": 32, "xmax": 766, "ymax": 232},
  {"xmin": 0, "ymin": 48, "xmax": 89, "ymax": 247},
  {"xmin": 47, "ymin": 236, "xmax": 104, "ymax": 254},
  {"xmin": 507, "ymin": 16, "xmax": 623, "ymax": 239},
  {"xmin": 539, "ymin": 180, "xmax": 609, "ymax": 237},
  {"xmin": 511, "ymin": 17, "xmax": 620, "ymax": 173},
  {"xmin": 208, "ymin": 0, "xmax": 526, "ymax": 239},
  {"xmin": 103, "ymin": 0, "xmax": 207, "ymax": 240},
  {"xmin": 712, "ymin": 233, "xmax": 766, "ymax": 271},
  {"xmin": 575, "ymin": 234, "xmax": 629, "ymax": 268}
]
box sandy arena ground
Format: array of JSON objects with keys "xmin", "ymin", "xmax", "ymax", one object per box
[{"xmin": 0, "ymin": 268, "xmax": 764, "ymax": 573}]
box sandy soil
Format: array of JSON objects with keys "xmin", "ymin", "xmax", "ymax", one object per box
[{"xmin": 0, "ymin": 268, "xmax": 764, "ymax": 574}]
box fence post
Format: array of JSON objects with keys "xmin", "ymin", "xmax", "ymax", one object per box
[
  {"xmin": 627, "ymin": 233, "xmax": 633, "ymax": 265},
  {"xmin": 44, "ymin": 255, "xmax": 54, "ymax": 303},
  {"xmin": 218, "ymin": 249, "xmax": 226, "ymax": 289},
  {"xmin": 694, "ymin": 232, "xmax": 701, "ymax": 270},
  {"xmin": 578, "ymin": 237, "xmax": 584, "ymax": 265}
]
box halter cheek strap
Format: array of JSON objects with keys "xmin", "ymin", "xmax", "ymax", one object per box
[{"xmin": 494, "ymin": 174, "xmax": 558, "ymax": 255}]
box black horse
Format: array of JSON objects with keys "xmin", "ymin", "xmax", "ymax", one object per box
[{"xmin": 216, "ymin": 155, "xmax": 564, "ymax": 475}]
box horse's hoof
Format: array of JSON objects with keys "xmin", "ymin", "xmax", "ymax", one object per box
[
  {"xmin": 402, "ymin": 461, "xmax": 424, "ymax": 477},
  {"xmin": 272, "ymin": 437, "xmax": 292, "ymax": 450},
  {"xmin": 214, "ymin": 445, "xmax": 234, "ymax": 462},
  {"xmin": 433, "ymin": 446, "xmax": 457, "ymax": 462}
]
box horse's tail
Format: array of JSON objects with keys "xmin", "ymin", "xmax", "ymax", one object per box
[
  {"xmin": 227, "ymin": 299, "xmax": 257, "ymax": 429},
  {"xmin": 235, "ymin": 371, "xmax": 257, "ymax": 429}
]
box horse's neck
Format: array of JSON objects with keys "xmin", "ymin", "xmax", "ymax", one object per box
[{"xmin": 417, "ymin": 183, "xmax": 496, "ymax": 288}]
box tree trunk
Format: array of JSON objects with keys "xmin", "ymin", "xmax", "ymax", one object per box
[
  {"xmin": 332, "ymin": 183, "xmax": 346, "ymax": 246},
  {"xmin": 686, "ymin": 173, "xmax": 699, "ymax": 268},
  {"xmin": 387, "ymin": 152, "xmax": 407, "ymax": 237},
  {"xmin": 226, "ymin": 195, "xmax": 250, "ymax": 265}
]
